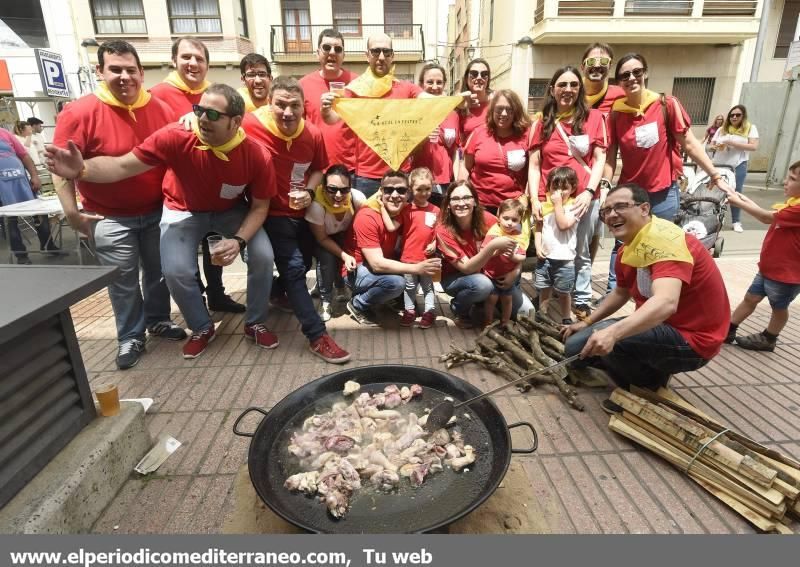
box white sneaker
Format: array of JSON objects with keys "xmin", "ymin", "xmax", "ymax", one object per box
[
  {"xmin": 732, "ymin": 222, "xmax": 744, "ymax": 233},
  {"xmin": 319, "ymin": 301, "xmax": 332, "ymax": 322}
]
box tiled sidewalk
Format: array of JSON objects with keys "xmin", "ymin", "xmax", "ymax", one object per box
[{"xmin": 74, "ymin": 256, "xmax": 800, "ymax": 534}]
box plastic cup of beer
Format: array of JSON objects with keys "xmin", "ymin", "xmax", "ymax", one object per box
[
  {"xmin": 432, "ymin": 268, "xmax": 442, "ymax": 283},
  {"xmin": 207, "ymin": 235, "xmax": 225, "ymax": 265},
  {"xmin": 95, "ymin": 383, "xmax": 120, "ymax": 417},
  {"xmin": 428, "ymin": 126, "xmax": 440, "ymax": 143},
  {"xmin": 289, "ymin": 189, "xmax": 307, "ymax": 210},
  {"xmin": 329, "ymin": 82, "xmax": 345, "ymax": 96}
]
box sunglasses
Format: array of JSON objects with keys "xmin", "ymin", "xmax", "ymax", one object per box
[
  {"xmin": 369, "ymin": 47, "xmax": 394, "ymax": 57},
  {"xmin": 243, "ymin": 71, "xmax": 270, "ymax": 79},
  {"xmin": 598, "ymin": 201, "xmax": 644, "ymax": 220},
  {"xmin": 469, "ymin": 70, "xmax": 490, "ymax": 80},
  {"xmin": 324, "ymin": 185, "xmax": 351, "ymax": 194},
  {"xmin": 555, "ymin": 81, "xmax": 580, "ymax": 89},
  {"xmin": 192, "ymin": 104, "xmax": 230, "ymax": 121},
  {"xmin": 583, "ymin": 56, "xmax": 611, "ymax": 68},
  {"xmin": 320, "ymin": 44, "xmax": 344, "ymax": 54},
  {"xmin": 382, "ymin": 185, "xmax": 408, "ymax": 195},
  {"xmin": 617, "ymin": 67, "xmax": 645, "ymax": 81},
  {"xmin": 729, "ymin": 113, "xmax": 743, "ymax": 118}
]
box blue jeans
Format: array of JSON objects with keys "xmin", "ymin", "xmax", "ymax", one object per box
[
  {"xmin": 93, "ymin": 210, "xmax": 171, "ymax": 342},
  {"xmin": 574, "ymin": 199, "xmax": 599, "ymax": 306},
  {"xmin": 564, "ymin": 318, "xmax": 708, "ymax": 390},
  {"xmin": 535, "ymin": 258, "xmax": 575, "ymax": 294},
  {"xmin": 353, "ymin": 176, "xmax": 382, "ymax": 198},
  {"xmin": 747, "ymin": 272, "xmax": 800, "ymax": 310},
  {"xmin": 730, "ymin": 161, "xmax": 747, "ymax": 224},
  {"xmin": 315, "ymin": 235, "xmax": 345, "ymax": 304},
  {"xmin": 443, "ymin": 272, "xmax": 532, "ymax": 319},
  {"xmin": 160, "ymin": 205, "xmax": 274, "ymax": 333},
  {"xmin": 349, "ymin": 263, "xmax": 405, "ymax": 311},
  {"xmin": 404, "ymin": 273, "xmax": 435, "ymax": 312},
  {"xmin": 265, "ymin": 216, "xmax": 325, "ymax": 341},
  {"xmin": 6, "ymin": 215, "xmax": 52, "ymax": 259}
]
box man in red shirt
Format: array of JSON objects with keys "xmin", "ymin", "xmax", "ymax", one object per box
[
  {"xmin": 238, "ymin": 53, "xmax": 271, "ymax": 112},
  {"xmin": 242, "ymin": 76, "xmax": 350, "ymax": 364},
  {"xmin": 51, "ymin": 40, "xmax": 184, "ymax": 370},
  {"xmin": 580, "ymin": 43, "xmax": 626, "ymax": 117},
  {"xmin": 150, "ymin": 37, "xmax": 242, "ymax": 314},
  {"xmin": 343, "ymin": 171, "xmax": 441, "ymax": 326},
  {"xmin": 299, "ymin": 28, "xmax": 358, "ymax": 171},
  {"xmin": 47, "ymin": 84, "xmax": 277, "ymax": 361},
  {"xmin": 562, "ymin": 184, "xmax": 730, "ymax": 411}
]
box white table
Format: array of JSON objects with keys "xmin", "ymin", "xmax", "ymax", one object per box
[{"xmin": 0, "ymin": 197, "xmax": 87, "ymax": 264}]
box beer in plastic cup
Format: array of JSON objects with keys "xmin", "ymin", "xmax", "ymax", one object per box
[
  {"xmin": 207, "ymin": 235, "xmax": 225, "ymax": 265},
  {"xmin": 95, "ymin": 383, "xmax": 120, "ymax": 417},
  {"xmin": 329, "ymin": 82, "xmax": 345, "ymax": 96},
  {"xmin": 289, "ymin": 190, "xmax": 307, "ymax": 210}
]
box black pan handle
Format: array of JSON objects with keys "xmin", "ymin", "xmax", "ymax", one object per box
[
  {"xmin": 232, "ymin": 407, "xmax": 269, "ymax": 437},
  {"xmin": 507, "ymin": 421, "xmax": 538, "ymax": 454}
]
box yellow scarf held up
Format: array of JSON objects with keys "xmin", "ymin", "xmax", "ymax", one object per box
[
  {"xmin": 584, "ymin": 80, "xmax": 608, "ymax": 108},
  {"xmin": 772, "ymin": 196, "xmax": 800, "ymax": 211},
  {"xmin": 346, "ymin": 65, "xmax": 396, "ymax": 98},
  {"xmin": 314, "ymin": 185, "xmax": 352, "ymax": 215},
  {"xmin": 540, "ymin": 193, "xmax": 576, "ymax": 219},
  {"xmin": 612, "ymin": 89, "xmax": 660, "ymax": 117},
  {"xmin": 252, "ymin": 106, "xmax": 305, "ymax": 150},
  {"xmin": 163, "ymin": 70, "xmax": 210, "ymax": 95},
  {"xmin": 94, "ymin": 81, "xmax": 150, "ymax": 122},
  {"xmin": 191, "ymin": 117, "xmax": 246, "ymax": 162},
  {"xmin": 486, "ymin": 216, "xmax": 532, "ymax": 250},
  {"xmin": 621, "ymin": 216, "xmax": 694, "ymax": 268},
  {"xmin": 725, "ymin": 121, "xmax": 752, "ymax": 138},
  {"xmin": 237, "ymin": 86, "xmax": 268, "ymax": 113}
]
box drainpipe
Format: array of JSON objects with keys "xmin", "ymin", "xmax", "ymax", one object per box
[{"xmin": 750, "ymin": 0, "xmax": 772, "ymax": 82}]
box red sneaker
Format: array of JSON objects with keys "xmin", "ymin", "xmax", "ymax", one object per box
[
  {"xmin": 182, "ymin": 326, "xmax": 215, "ymax": 359},
  {"xmin": 244, "ymin": 323, "xmax": 279, "ymax": 349},
  {"xmin": 419, "ymin": 310, "xmax": 437, "ymax": 329},
  {"xmin": 400, "ymin": 309, "xmax": 416, "ymax": 327},
  {"xmin": 309, "ymin": 334, "xmax": 351, "ymax": 364}
]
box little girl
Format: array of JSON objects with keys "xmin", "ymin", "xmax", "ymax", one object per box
[
  {"xmin": 399, "ymin": 168, "xmax": 440, "ymax": 328},
  {"xmin": 482, "ymin": 198, "xmax": 528, "ymax": 326}
]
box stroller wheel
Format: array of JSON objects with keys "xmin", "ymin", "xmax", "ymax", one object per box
[{"xmin": 713, "ymin": 237, "xmax": 724, "ymax": 258}]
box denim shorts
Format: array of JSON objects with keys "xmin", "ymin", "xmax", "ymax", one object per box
[
  {"xmin": 534, "ymin": 258, "xmax": 575, "ymax": 294},
  {"xmin": 747, "ymin": 272, "xmax": 800, "ymax": 310}
]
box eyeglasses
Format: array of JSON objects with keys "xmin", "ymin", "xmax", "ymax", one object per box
[
  {"xmin": 583, "ymin": 56, "xmax": 611, "ymax": 68},
  {"xmin": 598, "ymin": 201, "xmax": 644, "ymax": 220},
  {"xmin": 324, "ymin": 185, "xmax": 351, "ymax": 194},
  {"xmin": 729, "ymin": 113, "xmax": 743, "ymax": 118},
  {"xmin": 449, "ymin": 195, "xmax": 475, "ymax": 204},
  {"xmin": 555, "ymin": 81, "xmax": 580, "ymax": 89},
  {"xmin": 243, "ymin": 71, "xmax": 270, "ymax": 79},
  {"xmin": 468, "ymin": 70, "xmax": 490, "ymax": 80},
  {"xmin": 369, "ymin": 47, "xmax": 394, "ymax": 58},
  {"xmin": 382, "ymin": 185, "xmax": 408, "ymax": 195},
  {"xmin": 192, "ymin": 104, "xmax": 230, "ymax": 121},
  {"xmin": 320, "ymin": 44, "xmax": 344, "ymax": 54},
  {"xmin": 617, "ymin": 67, "xmax": 645, "ymax": 81},
  {"xmin": 493, "ymin": 105, "xmax": 512, "ymax": 115}
]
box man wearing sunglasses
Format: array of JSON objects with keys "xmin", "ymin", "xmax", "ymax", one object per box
[
  {"xmin": 562, "ymin": 184, "xmax": 729, "ymax": 412},
  {"xmin": 242, "ymin": 77, "xmax": 351, "ymax": 364},
  {"xmin": 238, "ymin": 53, "xmax": 272, "ymax": 112},
  {"xmin": 47, "ymin": 84, "xmax": 278, "ymax": 361},
  {"xmin": 580, "ymin": 43, "xmax": 625, "ymax": 116},
  {"xmin": 300, "ymin": 28, "xmax": 359, "ymax": 172},
  {"xmin": 342, "ymin": 171, "xmax": 442, "ymax": 326}
]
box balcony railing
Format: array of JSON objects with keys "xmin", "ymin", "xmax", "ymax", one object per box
[
  {"xmin": 270, "ymin": 23, "xmax": 424, "ymax": 60},
  {"xmin": 535, "ymin": 0, "xmax": 544, "ymax": 24},
  {"xmin": 702, "ymin": 0, "xmax": 758, "ymax": 15},
  {"xmin": 558, "ymin": 0, "xmax": 615, "ymax": 16},
  {"xmin": 624, "ymin": 0, "xmax": 693, "ymax": 15}
]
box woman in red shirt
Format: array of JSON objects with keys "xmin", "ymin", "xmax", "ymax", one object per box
[
  {"xmin": 461, "ymin": 89, "xmax": 531, "ymax": 214},
  {"xmin": 458, "ymin": 58, "xmax": 492, "ymax": 148}
]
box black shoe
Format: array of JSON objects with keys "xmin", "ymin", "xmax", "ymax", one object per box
[
  {"xmin": 116, "ymin": 338, "xmax": 145, "ymax": 370},
  {"xmin": 724, "ymin": 328, "xmax": 736, "ymax": 344},
  {"xmin": 735, "ymin": 332, "xmax": 776, "ymax": 352},
  {"xmin": 148, "ymin": 321, "xmax": 188, "ymax": 341},
  {"xmin": 387, "ymin": 295, "xmax": 405, "ymax": 313},
  {"xmin": 208, "ymin": 294, "xmax": 246, "ymax": 313},
  {"xmin": 347, "ymin": 299, "xmax": 379, "ymax": 327},
  {"xmin": 601, "ymin": 399, "xmax": 623, "ymax": 415},
  {"xmin": 16, "ymin": 256, "xmax": 32, "ymax": 265}
]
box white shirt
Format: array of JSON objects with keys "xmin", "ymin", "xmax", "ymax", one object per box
[
  {"xmin": 305, "ymin": 189, "xmax": 366, "ymax": 235},
  {"xmin": 30, "ymin": 133, "xmax": 47, "ymax": 165},
  {"xmin": 541, "ymin": 205, "xmax": 577, "ymax": 261},
  {"xmin": 711, "ymin": 124, "xmax": 759, "ymax": 168}
]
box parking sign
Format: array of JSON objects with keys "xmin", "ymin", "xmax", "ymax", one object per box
[{"xmin": 34, "ymin": 49, "xmax": 70, "ymax": 98}]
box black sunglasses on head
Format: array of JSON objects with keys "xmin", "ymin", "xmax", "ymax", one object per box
[
  {"xmin": 192, "ymin": 104, "xmax": 230, "ymax": 121},
  {"xmin": 369, "ymin": 47, "xmax": 394, "ymax": 57},
  {"xmin": 320, "ymin": 44, "xmax": 344, "ymax": 54},
  {"xmin": 469, "ymin": 70, "xmax": 490, "ymax": 79},
  {"xmin": 382, "ymin": 185, "xmax": 409, "ymax": 195}
]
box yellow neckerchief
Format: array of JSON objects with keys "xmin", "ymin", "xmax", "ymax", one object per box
[
  {"xmin": 163, "ymin": 70, "xmax": 210, "ymax": 95},
  {"xmin": 486, "ymin": 217, "xmax": 531, "ymax": 250},
  {"xmin": 364, "ymin": 192, "xmax": 382, "ymax": 213},
  {"xmin": 772, "ymin": 196, "xmax": 800, "ymax": 211},
  {"xmin": 725, "ymin": 120, "xmax": 751, "ymax": 138},
  {"xmin": 555, "ymin": 108, "xmax": 575, "ymax": 123},
  {"xmin": 346, "ymin": 65, "xmax": 396, "ymax": 98},
  {"xmin": 314, "ymin": 185, "xmax": 352, "ymax": 215},
  {"xmin": 237, "ymin": 86, "xmax": 268, "ymax": 113},
  {"xmin": 621, "ymin": 216, "xmax": 694, "ymax": 268},
  {"xmin": 612, "ymin": 89, "xmax": 660, "ymax": 117},
  {"xmin": 94, "ymin": 81, "xmax": 150, "ymax": 122},
  {"xmin": 191, "ymin": 117, "xmax": 246, "ymax": 162},
  {"xmin": 540, "ymin": 193, "xmax": 576, "ymax": 218},
  {"xmin": 252, "ymin": 106, "xmax": 305, "ymax": 150},
  {"xmin": 584, "ymin": 80, "xmax": 608, "ymax": 108}
]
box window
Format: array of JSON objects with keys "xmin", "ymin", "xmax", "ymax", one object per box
[
  {"xmin": 528, "ymin": 79, "xmax": 548, "ymax": 114},
  {"xmin": 775, "ymin": 0, "xmax": 800, "ymax": 58},
  {"xmin": 91, "ymin": 0, "xmax": 146, "ymax": 34},
  {"xmin": 333, "ymin": 0, "xmax": 361, "ymax": 35},
  {"xmin": 234, "ymin": 0, "xmax": 248, "ymax": 37},
  {"xmin": 0, "ymin": 2, "xmax": 49, "ymax": 47},
  {"xmin": 167, "ymin": 0, "xmax": 221, "ymax": 34},
  {"xmin": 384, "ymin": 0, "xmax": 412, "ymax": 38},
  {"xmin": 282, "ymin": 0, "xmax": 311, "ymax": 53},
  {"xmin": 672, "ymin": 77, "xmax": 715, "ymax": 124}
]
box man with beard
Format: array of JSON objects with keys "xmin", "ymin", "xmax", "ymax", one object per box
[{"xmin": 238, "ymin": 53, "xmax": 272, "ymax": 112}]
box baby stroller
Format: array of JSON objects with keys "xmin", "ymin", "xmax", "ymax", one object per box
[{"xmin": 673, "ymin": 165, "xmax": 734, "ymax": 258}]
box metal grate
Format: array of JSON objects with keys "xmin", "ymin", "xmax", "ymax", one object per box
[
  {"xmin": 625, "ymin": 0, "xmax": 693, "ymax": 15},
  {"xmin": 558, "ymin": 0, "xmax": 615, "ymax": 16},
  {"xmin": 528, "ymin": 79, "xmax": 549, "ymax": 114},
  {"xmin": 671, "ymin": 77, "xmax": 715, "ymax": 124},
  {"xmin": 702, "ymin": 0, "xmax": 758, "ymax": 16}
]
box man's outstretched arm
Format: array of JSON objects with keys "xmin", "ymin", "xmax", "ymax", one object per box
[{"xmin": 46, "ymin": 140, "xmax": 153, "ymax": 183}]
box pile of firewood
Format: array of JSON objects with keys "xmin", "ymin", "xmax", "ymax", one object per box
[
  {"xmin": 439, "ymin": 313, "xmax": 611, "ymax": 412},
  {"xmin": 609, "ymin": 388, "xmax": 800, "ymax": 534}
]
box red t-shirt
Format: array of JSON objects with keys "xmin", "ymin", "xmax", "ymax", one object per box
[
  {"xmin": 590, "ymin": 84, "xmax": 626, "ymax": 116},
  {"xmin": 435, "ymin": 211, "xmax": 497, "ymax": 278},
  {"xmin": 52, "ymin": 94, "xmax": 171, "ymax": 216},
  {"xmin": 531, "ymin": 109, "xmax": 608, "ymax": 201},
  {"xmin": 615, "ymin": 233, "xmax": 729, "ymax": 359},
  {"xmin": 345, "ymin": 207, "xmax": 401, "ymax": 267},
  {"xmin": 400, "ymin": 203, "xmax": 440, "ymax": 262},
  {"xmin": 299, "ymin": 69, "xmax": 359, "ymax": 171},
  {"xmin": 482, "ymin": 233, "xmax": 526, "ymax": 280},
  {"xmin": 242, "ymin": 114, "xmax": 327, "ymax": 218},
  {"xmin": 149, "ymin": 82, "xmax": 202, "ymax": 120},
  {"xmin": 465, "ymin": 125, "xmax": 530, "ymax": 208},
  {"xmin": 132, "ymin": 124, "xmax": 276, "ymax": 212},
  {"xmin": 411, "ymin": 110, "xmax": 459, "ymax": 185},
  {"xmin": 609, "ymin": 96, "xmax": 690, "ymax": 192},
  {"xmin": 459, "ymin": 104, "xmax": 489, "ymax": 147},
  {"xmin": 759, "ymin": 204, "xmax": 800, "ymax": 284},
  {"xmin": 345, "ymin": 80, "xmax": 422, "ymax": 179}
]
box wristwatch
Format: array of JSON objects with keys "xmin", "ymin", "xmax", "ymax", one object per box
[
  {"xmin": 233, "ymin": 236, "xmax": 247, "ymax": 252},
  {"xmin": 599, "ymin": 178, "xmax": 612, "ymax": 192},
  {"xmin": 585, "ymin": 187, "xmax": 597, "ymax": 196}
]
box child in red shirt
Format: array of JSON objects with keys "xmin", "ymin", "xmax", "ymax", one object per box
[
  {"xmin": 482, "ymin": 198, "xmax": 528, "ymax": 326},
  {"xmin": 725, "ymin": 160, "xmax": 800, "ymax": 351},
  {"xmin": 400, "ymin": 168, "xmax": 440, "ymax": 329}
]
